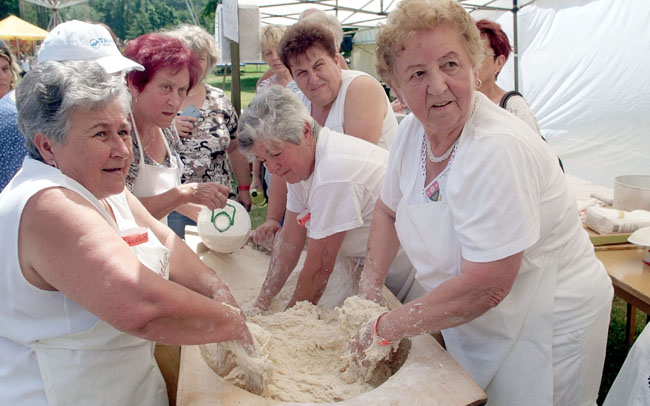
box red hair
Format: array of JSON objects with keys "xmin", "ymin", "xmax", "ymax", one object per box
[
  {"xmin": 123, "ymin": 33, "xmax": 200, "ymax": 92},
  {"xmin": 476, "ymin": 19, "xmax": 512, "ymax": 61}
]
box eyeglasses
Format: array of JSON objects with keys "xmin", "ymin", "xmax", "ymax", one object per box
[{"xmin": 484, "ymin": 53, "xmax": 497, "ymax": 57}]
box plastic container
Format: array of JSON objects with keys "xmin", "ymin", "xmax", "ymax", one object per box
[
  {"xmin": 613, "ymin": 175, "xmax": 650, "ymax": 211},
  {"xmin": 250, "ymin": 188, "xmax": 267, "ymax": 207},
  {"xmin": 197, "ymin": 199, "xmax": 251, "ymax": 253}
]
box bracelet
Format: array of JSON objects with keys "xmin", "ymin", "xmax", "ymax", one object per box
[
  {"xmin": 373, "ymin": 312, "xmax": 392, "ymax": 346},
  {"xmin": 237, "ymin": 185, "xmax": 250, "ymax": 191}
]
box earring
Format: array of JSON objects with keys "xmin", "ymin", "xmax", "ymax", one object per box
[
  {"xmin": 51, "ymin": 159, "xmax": 57, "ymax": 168},
  {"xmin": 475, "ymin": 78, "xmax": 483, "ymax": 89}
]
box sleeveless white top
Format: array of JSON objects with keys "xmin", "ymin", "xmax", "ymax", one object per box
[
  {"xmin": 0, "ymin": 157, "xmax": 168, "ymax": 406},
  {"xmin": 301, "ymin": 69, "xmax": 398, "ymax": 150}
]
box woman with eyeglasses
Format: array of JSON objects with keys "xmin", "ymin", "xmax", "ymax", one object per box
[{"xmin": 476, "ymin": 19, "xmax": 540, "ymax": 132}]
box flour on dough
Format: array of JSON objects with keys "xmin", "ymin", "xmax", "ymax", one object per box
[
  {"xmin": 202, "ymin": 296, "xmax": 401, "ymax": 402},
  {"xmin": 200, "ymin": 322, "xmax": 273, "ymax": 396}
]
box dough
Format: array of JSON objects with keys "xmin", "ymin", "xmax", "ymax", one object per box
[
  {"xmin": 200, "ymin": 322, "xmax": 273, "ymax": 396},
  {"xmin": 201, "ymin": 296, "xmax": 400, "ymax": 402}
]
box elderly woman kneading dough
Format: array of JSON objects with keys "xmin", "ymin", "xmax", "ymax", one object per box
[
  {"xmin": 0, "ymin": 61, "xmax": 255, "ymax": 406},
  {"xmin": 239, "ymin": 85, "xmax": 391, "ymax": 311},
  {"xmin": 350, "ymin": 1, "xmax": 613, "ymax": 405}
]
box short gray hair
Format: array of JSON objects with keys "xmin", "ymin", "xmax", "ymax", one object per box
[
  {"xmin": 166, "ymin": 24, "xmax": 219, "ymax": 81},
  {"xmin": 299, "ymin": 9, "xmax": 344, "ymax": 49},
  {"xmin": 16, "ymin": 60, "xmax": 131, "ymax": 161},
  {"xmin": 238, "ymin": 85, "xmax": 320, "ymax": 159}
]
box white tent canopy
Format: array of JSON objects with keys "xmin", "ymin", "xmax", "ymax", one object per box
[
  {"xmin": 485, "ymin": 0, "xmax": 650, "ymax": 188},
  {"xmin": 246, "ymin": 0, "xmax": 536, "ymax": 27}
]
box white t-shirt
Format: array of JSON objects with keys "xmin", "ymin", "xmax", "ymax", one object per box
[
  {"xmin": 503, "ymin": 93, "xmax": 541, "ymax": 134},
  {"xmin": 382, "ymin": 92, "xmax": 612, "ymax": 332},
  {"xmin": 300, "ymin": 69, "xmax": 397, "ymax": 150},
  {"xmin": 286, "ymin": 127, "xmax": 388, "ymax": 258}
]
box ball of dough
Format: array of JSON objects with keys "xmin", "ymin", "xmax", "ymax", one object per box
[{"xmin": 198, "ymin": 200, "xmax": 251, "ymax": 253}]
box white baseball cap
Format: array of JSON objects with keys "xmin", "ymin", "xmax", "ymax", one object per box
[{"xmin": 38, "ymin": 20, "xmax": 144, "ymax": 74}]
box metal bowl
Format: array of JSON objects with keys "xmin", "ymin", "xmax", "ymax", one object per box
[{"xmin": 613, "ymin": 175, "xmax": 650, "ymax": 211}]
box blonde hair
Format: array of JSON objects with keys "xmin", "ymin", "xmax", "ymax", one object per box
[
  {"xmin": 260, "ymin": 24, "xmax": 286, "ymax": 55},
  {"xmin": 0, "ymin": 40, "xmax": 21, "ymax": 91},
  {"xmin": 375, "ymin": 0, "xmax": 483, "ymax": 88},
  {"xmin": 166, "ymin": 24, "xmax": 219, "ymax": 81}
]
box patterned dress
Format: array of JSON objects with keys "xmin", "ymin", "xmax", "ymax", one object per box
[
  {"xmin": 0, "ymin": 91, "xmax": 28, "ymax": 191},
  {"xmin": 178, "ymin": 84, "xmax": 238, "ymax": 196}
]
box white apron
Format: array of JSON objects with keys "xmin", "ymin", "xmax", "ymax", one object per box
[
  {"xmin": 131, "ymin": 115, "xmax": 183, "ymax": 224},
  {"xmin": 28, "ymin": 192, "xmax": 170, "ymax": 406},
  {"xmin": 394, "ymin": 153, "xmax": 557, "ymax": 405}
]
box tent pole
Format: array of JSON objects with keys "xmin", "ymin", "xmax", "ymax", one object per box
[
  {"xmin": 513, "ymin": 0, "xmax": 519, "ymax": 91},
  {"xmin": 230, "ymin": 39, "xmax": 241, "ymax": 117}
]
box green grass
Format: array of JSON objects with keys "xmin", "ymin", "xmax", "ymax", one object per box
[
  {"xmin": 210, "ymin": 64, "xmax": 646, "ymax": 404},
  {"xmin": 598, "ymin": 297, "xmax": 647, "ymax": 404},
  {"xmin": 206, "ymin": 63, "xmax": 266, "ymax": 109}
]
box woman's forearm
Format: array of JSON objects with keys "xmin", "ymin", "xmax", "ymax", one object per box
[
  {"xmin": 136, "ymin": 187, "xmax": 187, "ymax": 220},
  {"xmin": 375, "ymin": 253, "xmax": 523, "ymax": 344},
  {"xmin": 359, "ymin": 200, "xmax": 401, "ymax": 300},
  {"xmin": 287, "ymin": 232, "xmax": 346, "ymax": 308},
  {"xmin": 255, "ymin": 217, "xmax": 305, "ymax": 310},
  {"xmin": 266, "ymin": 175, "xmax": 288, "ymax": 222},
  {"xmin": 228, "ymin": 146, "xmax": 252, "ymax": 190},
  {"xmin": 126, "ymin": 282, "xmax": 250, "ymax": 345}
]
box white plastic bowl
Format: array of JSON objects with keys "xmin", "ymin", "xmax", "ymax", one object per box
[
  {"xmin": 197, "ymin": 200, "xmax": 251, "ymax": 253},
  {"xmin": 613, "ymin": 175, "xmax": 650, "ymax": 211}
]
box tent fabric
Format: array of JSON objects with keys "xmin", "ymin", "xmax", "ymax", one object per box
[
  {"xmin": 247, "ymin": 0, "xmax": 536, "ymax": 27},
  {"xmin": 493, "ymin": 0, "xmax": 650, "ymax": 187},
  {"xmin": 0, "ymin": 15, "xmax": 49, "ymax": 40},
  {"xmin": 350, "ymin": 0, "xmax": 650, "ymax": 188}
]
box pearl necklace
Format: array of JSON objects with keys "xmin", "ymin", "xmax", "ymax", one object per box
[{"xmin": 425, "ymin": 136, "xmax": 458, "ymax": 163}]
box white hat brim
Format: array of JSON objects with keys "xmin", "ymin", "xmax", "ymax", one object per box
[{"xmin": 94, "ymin": 54, "xmax": 144, "ymax": 74}]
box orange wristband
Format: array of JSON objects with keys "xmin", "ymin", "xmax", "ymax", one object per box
[{"xmin": 373, "ymin": 312, "xmax": 392, "ymax": 346}]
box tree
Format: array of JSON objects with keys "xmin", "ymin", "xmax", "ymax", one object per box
[
  {"xmin": 126, "ymin": 0, "xmax": 179, "ymax": 39},
  {"xmin": 62, "ymin": 3, "xmax": 102, "ymax": 24},
  {"xmin": 89, "ymin": 0, "xmax": 131, "ymax": 40},
  {"xmin": 201, "ymin": 0, "xmax": 220, "ymax": 31},
  {"xmin": 1, "ymin": 0, "xmax": 19, "ymax": 20}
]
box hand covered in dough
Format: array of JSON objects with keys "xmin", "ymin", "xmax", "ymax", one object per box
[
  {"xmin": 347, "ymin": 320, "xmax": 375, "ymax": 368},
  {"xmin": 179, "ymin": 182, "xmax": 229, "ymax": 210},
  {"xmin": 251, "ymin": 218, "xmax": 281, "ymax": 251}
]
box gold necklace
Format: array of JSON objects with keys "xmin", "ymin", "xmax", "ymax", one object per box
[{"xmin": 140, "ymin": 129, "xmax": 158, "ymax": 151}]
